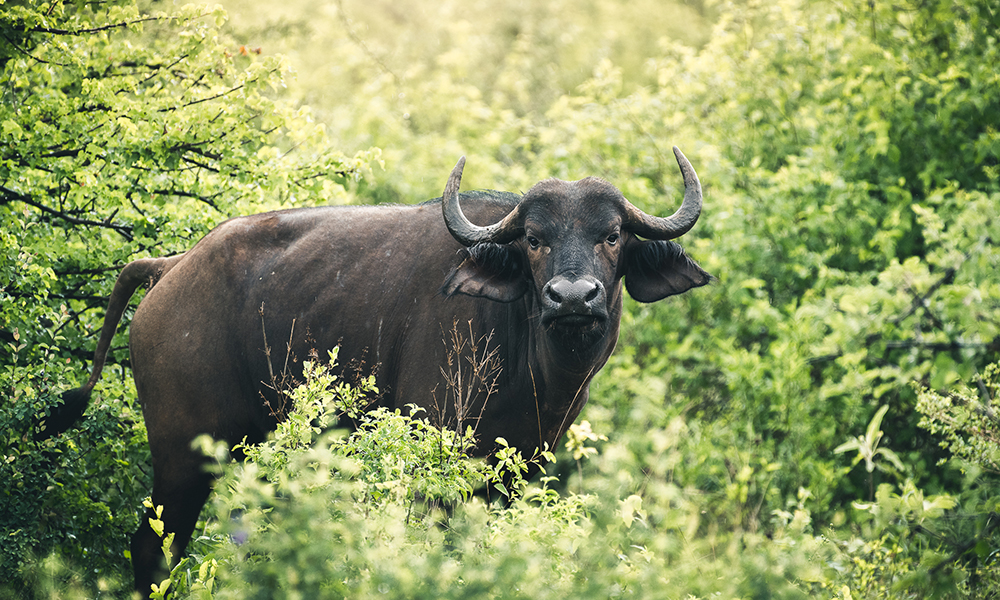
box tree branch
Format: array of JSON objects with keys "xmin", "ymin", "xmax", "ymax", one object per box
[
  {"xmin": 159, "ymin": 84, "xmax": 245, "ymax": 112},
  {"xmin": 150, "ymin": 188, "xmax": 225, "ymax": 211},
  {"xmin": 1, "ymin": 185, "xmax": 134, "ymax": 240},
  {"xmin": 883, "ymin": 339, "xmax": 991, "ymax": 351},
  {"xmin": 180, "ymin": 155, "xmax": 219, "ymax": 173},
  {"xmin": 892, "ymin": 266, "xmax": 957, "ymax": 326},
  {"xmin": 31, "ymin": 17, "xmax": 164, "ymax": 36},
  {"xmin": 1, "ymin": 32, "xmax": 74, "ymax": 66}
]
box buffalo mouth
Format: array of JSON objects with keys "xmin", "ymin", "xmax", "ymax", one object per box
[{"xmin": 545, "ymin": 313, "xmax": 606, "ymax": 332}]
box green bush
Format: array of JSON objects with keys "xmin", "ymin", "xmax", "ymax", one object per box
[
  {"xmin": 80, "ymin": 359, "xmax": 996, "ymax": 599},
  {"xmin": 127, "ymin": 353, "xmax": 832, "ymax": 599}
]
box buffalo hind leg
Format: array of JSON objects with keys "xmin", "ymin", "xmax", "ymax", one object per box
[{"xmin": 131, "ymin": 461, "xmax": 212, "ymax": 597}]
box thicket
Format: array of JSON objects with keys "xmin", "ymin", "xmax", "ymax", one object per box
[
  {"xmin": 2, "ymin": 0, "xmax": 999, "ymax": 597},
  {"xmin": 1, "ymin": 0, "xmax": 372, "ymax": 593}
]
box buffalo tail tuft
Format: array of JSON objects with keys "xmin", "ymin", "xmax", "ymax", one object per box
[{"xmin": 34, "ymin": 386, "xmax": 93, "ymax": 441}]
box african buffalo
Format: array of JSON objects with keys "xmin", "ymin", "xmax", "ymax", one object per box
[{"xmin": 42, "ymin": 147, "xmax": 710, "ymax": 595}]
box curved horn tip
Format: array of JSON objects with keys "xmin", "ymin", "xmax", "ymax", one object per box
[
  {"xmin": 672, "ymin": 146, "xmax": 700, "ymax": 183},
  {"xmin": 672, "ymin": 145, "xmax": 690, "ymax": 167},
  {"xmin": 445, "ymin": 156, "xmax": 467, "ymax": 196}
]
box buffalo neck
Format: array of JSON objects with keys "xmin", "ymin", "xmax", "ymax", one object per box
[{"xmin": 508, "ymin": 292, "xmax": 622, "ymax": 451}]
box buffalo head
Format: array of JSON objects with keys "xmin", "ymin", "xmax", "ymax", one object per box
[{"xmin": 442, "ymin": 147, "xmax": 710, "ymax": 371}]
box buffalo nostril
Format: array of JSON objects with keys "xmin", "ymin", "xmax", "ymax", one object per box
[{"xmin": 546, "ymin": 278, "xmax": 603, "ymax": 309}]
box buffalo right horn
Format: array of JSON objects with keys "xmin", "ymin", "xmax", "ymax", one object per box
[
  {"xmin": 442, "ymin": 156, "xmax": 526, "ymax": 247},
  {"xmin": 622, "ymin": 146, "xmax": 703, "ymax": 241}
]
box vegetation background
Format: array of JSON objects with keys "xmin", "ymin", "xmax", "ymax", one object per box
[{"xmin": 1, "ymin": 0, "xmax": 998, "ymax": 597}]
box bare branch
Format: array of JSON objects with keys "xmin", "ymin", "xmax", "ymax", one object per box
[
  {"xmin": 334, "ymin": 0, "xmax": 400, "ymax": 85},
  {"xmin": 159, "ymin": 84, "xmax": 245, "ymax": 113}
]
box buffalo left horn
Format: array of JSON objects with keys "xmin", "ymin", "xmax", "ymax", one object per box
[
  {"xmin": 442, "ymin": 156, "xmax": 526, "ymax": 247},
  {"xmin": 621, "ymin": 146, "xmax": 703, "ymax": 241}
]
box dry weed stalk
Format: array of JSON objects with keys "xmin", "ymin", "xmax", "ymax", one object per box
[
  {"xmin": 258, "ymin": 302, "xmax": 300, "ymax": 421},
  {"xmin": 432, "ymin": 319, "xmax": 502, "ymax": 450}
]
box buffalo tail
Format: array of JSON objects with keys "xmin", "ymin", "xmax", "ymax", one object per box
[{"xmin": 34, "ymin": 255, "xmax": 185, "ymax": 440}]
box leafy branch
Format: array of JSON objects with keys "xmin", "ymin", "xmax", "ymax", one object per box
[
  {"xmin": 29, "ymin": 17, "xmax": 165, "ymax": 37},
  {"xmin": 1, "ymin": 185, "xmax": 135, "ymax": 240}
]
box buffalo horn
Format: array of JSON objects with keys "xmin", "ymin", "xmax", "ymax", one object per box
[
  {"xmin": 442, "ymin": 156, "xmax": 525, "ymax": 247},
  {"xmin": 622, "ymin": 146, "xmax": 703, "ymax": 241}
]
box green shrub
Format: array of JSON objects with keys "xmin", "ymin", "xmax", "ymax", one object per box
[{"xmin": 138, "ymin": 352, "xmax": 833, "ymax": 599}]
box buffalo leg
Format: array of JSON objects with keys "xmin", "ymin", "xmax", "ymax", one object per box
[{"xmin": 131, "ymin": 452, "xmax": 212, "ymax": 597}]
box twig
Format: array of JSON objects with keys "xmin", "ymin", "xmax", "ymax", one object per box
[
  {"xmin": 0, "ymin": 32, "xmax": 70, "ymax": 66},
  {"xmin": 160, "ymin": 84, "xmax": 246, "ymax": 112},
  {"xmin": 891, "ymin": 266, "xmax": 957, "ymax": 326},
  {"xmin": 258, "ymin": 302, "xmax": 300, "ymax": 421},
  {"xmin": 334, "ymin": 0, "xmax": 400, "ymax": 85}
]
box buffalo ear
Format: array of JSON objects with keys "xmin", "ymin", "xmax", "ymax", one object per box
[
  {"xmin": 624, "ymin": 240, "xmax": 712, "ymax": 302},
  {"xmin": 442, "ymin": 243, "xmax": 529, "ymax": 302}
]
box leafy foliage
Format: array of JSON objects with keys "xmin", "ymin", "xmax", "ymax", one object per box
[
  {"xmin": 1, "ymin": 0, "xmax": 373, "ymax": 370},
  {"xmin": 917, "ymin": 363, "xmax": 1000, "ymax": 475},
  {"xmin": 106, "ymin": 359, "xmax": 833, "ymax": 600},
  {"xmin": 1, "ymin": 0, "xmax": 372, "ymax": 594},
  {"xmin": 3, "ymin": 0, "xmax": 1000, "ymax": 597}
]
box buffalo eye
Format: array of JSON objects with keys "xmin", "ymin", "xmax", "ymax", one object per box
[
  {"xmin": 606, "ymin": 232, "xmax": 620, "ymax": 246},
  {"xmin": 526, "ymin": 235, "xmax": 540, "ymax": 250}
]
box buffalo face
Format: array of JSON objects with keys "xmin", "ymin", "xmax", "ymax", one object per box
[{"xmin": 442, "ymin": 148, "xmax": 710, "ymax": 368}]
